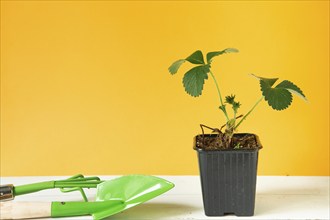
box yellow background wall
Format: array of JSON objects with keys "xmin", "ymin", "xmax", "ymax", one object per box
[{"xmin": 1, "ymin": 1, "xmax": 329, "ymax": 176}]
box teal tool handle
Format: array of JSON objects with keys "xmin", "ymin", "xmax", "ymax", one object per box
[
  {"xmin": 14, "ymin": 181, "xmax": 55, "ymax": 196},
  {"xmin": 51, "ymin": 200, "xmax": 124, "ymax": 218}
]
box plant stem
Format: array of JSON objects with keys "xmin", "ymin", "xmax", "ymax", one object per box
[
  {"xmin": 209, "ymin": 70, "xmax": 229, "ymax": 121},
  {"xmin": 235, "ymin": 96, "xmax": 263, "ymax": 129},
  {"xmin": 233, "ymin": 109, "xmax": 237, "ymax": 125}
]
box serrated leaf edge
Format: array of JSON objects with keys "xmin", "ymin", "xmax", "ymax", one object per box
[
  {"xmin": 182, "ymin": 65, "xmax": 209, "ymax": 97},
  {"xmin": 182, "ymin": 75, "xmax": 206, "ymax": 97},
  {"xmin": 260, "ymin": 80, "xmax": 294, "ymax": 111},
  {"xmin": 275, "ymin": 80, "xmax": 307, "ymax": 102}
]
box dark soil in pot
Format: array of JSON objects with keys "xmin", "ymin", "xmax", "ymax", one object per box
[{"xmin": 195, "ymin": 133, "xmax": 263, "ymax": 151}]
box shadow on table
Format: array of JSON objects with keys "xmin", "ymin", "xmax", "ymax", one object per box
[{"xmin": 104, "ymin": 202, "xmax": 200, "ymax": 219}]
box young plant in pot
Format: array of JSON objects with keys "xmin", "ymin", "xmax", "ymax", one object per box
[{"xmin": 168, "ymin": 49, "xmax": 306, "ymax": 216}]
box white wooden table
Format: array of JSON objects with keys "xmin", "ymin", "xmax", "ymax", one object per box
[{"xmin": 0, "ymin": 176, "xmax": 329, "ymax": 220}]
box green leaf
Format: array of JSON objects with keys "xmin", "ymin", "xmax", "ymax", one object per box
[
  {"xmin": 206, "ymin": 48, "xmax": 239, "ymax": 64},
  {"xmin": 275, "ymin": 80, "xmax": 307, "ymax": 101},
  {"xmin": 185, "ymin": 50, "xmax": 205, "ymax": 64},
  {"xmin": 260, "ymin": 80, "xmax": 293, "ymax": 110},
  {"xmin": 224, "ymin": 48, "xmax": 239, "ymax": 53},
  {"xmin": 182, "ymin": 65, "xmax": 209, "ymax": 97},
  {"xmin": 234, "ymin": 143, "xmax": 242, "ymax": 149},
  {"xmin": 225, "ymin": 94, "xmax": 240, "ymax": 112},
  {"xmin": 232, "ymin": 101, "xmax": 241, "ymax": 112},
  {"xmin": 251, "ymin": 74, "xmax": 278, "ymax": 87},
  {"xmin": 168, "ymin": 59, "xmax": 185, "ymax": 75},
  {"xmin": 219, "ymin": 104, "xmax": 226, "ymax": 113},
  {"xmin": 259, "ymin": 78, "xmax": 307, "ymax": 111},
  {"xmin": 225, "ymin": 94, "xmax": 236, "ymax": 104}
]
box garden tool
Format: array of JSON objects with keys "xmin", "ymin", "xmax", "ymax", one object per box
[
  {"xmin": 0, "ymin": 175, "xmax": 174, "ymax": 220},
  {"xmin": 0, "ymin": 174, "xmax": 102, "ymax": 202}
]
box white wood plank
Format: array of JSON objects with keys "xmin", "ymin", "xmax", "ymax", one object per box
[{"xmin": 0, "ymin": 176, "xmax": 329, "ymax": 220}]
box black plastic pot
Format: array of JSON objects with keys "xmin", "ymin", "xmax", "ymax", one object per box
[{"xmin": 194, "ymin": 133, "xmax": 261, "ymax": 216}]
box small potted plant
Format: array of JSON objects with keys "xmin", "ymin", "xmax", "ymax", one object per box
[{"xmin": 168, "ymin": 49, "xmax": 306, "ymax": 216}]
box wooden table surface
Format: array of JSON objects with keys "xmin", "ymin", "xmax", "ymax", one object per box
[{"xmin": 0, "ymin": 176, "xmax": 329, "ymax": 220}]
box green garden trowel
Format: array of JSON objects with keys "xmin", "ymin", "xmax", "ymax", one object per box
[{"xmin": 0, "ymin": 175, "xmax": 174, "ymax": 220}]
